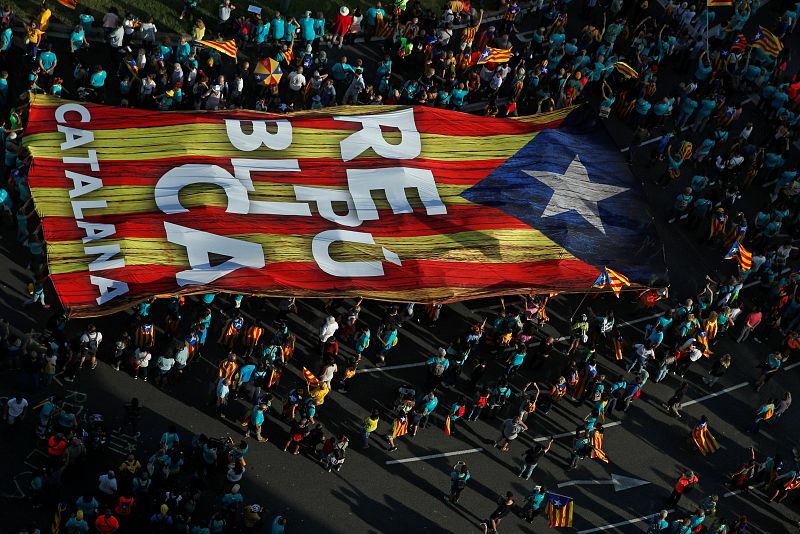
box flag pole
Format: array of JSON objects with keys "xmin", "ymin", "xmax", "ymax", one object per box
[
  {"xmin": 705, "ymin": 7, "xmax": 709, "ymax": 54},
  {"xmin": 570, "ymin": 292, "xmax": 590, "ymax": 321}
]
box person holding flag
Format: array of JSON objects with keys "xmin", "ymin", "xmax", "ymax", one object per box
[
  {"xmin": 444, "ymin": 396, "xmax": 466, "ymax": 437},
  {"xmin": 544, "ymin": 492, "xmax": 574, "ymax": 528},
  {"xmin": 748, "ymin": 398, "xmax": 776, "ymax": 433},
  {"xmin": 690, "ymin": 415, "xmax": 720, "ymax": 455}
]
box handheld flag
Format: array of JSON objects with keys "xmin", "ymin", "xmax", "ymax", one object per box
[
  {"xmin": 392, "ymin": 416, "xmax": 408, "ymax": 439},
  {"xmin": 476, "ymin": 46, "xmax": 513, "ymax": 65},
  {"xmin": 589, "ymin": 430, "xmax": 609, "ymax": 463},
  {"xmin": 24, "ymin": 98, "xmax": 665, "ymax": 317},
  {"xmin": 613, "ymin": 61, "xmax": 639, "ymax": 79},
  {"xmin": 57, "ymin": 0, "xmax": 78, "ymax": 8},
  {"xmin": 302, "ymin": 367, "xmax": 320, "ymax": 388},
  {"xmin": 444, "ymin": 415, "xmax": 452, "ymax": 436},
  {"xmin": 194, "ymin": 39, "xmax": 238, "ymax": 59},
  {"xmin": 691, "ymin": 424, "xmax": 720, "ymax": 455},
  {"xmin": 545, "ymin": 492, "xmax": 574, "ymax": 528},
  {"xmin": 592, "ymin": 267, "xmax": 630, "ymax": 297},
  {"xmin": 730, "ymin": 34, "xmax": 749, "ymax": 53},
  {"xmin": 724, "ymin": 241, "xmax": 752, "ymax": 271},
  {"xmin": 751, "ymin": 26, "xmax": 783, "ymax": 57},
  {"xmin": 707, "ymin": 0, "xmax": 732, "ymax": 6}
]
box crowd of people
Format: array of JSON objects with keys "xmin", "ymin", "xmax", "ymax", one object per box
[{"xmin": 2, "ymin": 0, "xmax": 800, "ymax": 531}]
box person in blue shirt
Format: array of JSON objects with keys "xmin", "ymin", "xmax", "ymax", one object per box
[
  {"xmin": 38, "ymin": 43, "xmax": 57, "ymax": 77},
  {"xmin": 70, "ymin": 24, "xmax": 88, "ymax": 53},
  {"xmin": 668, "ymin": 187, "xmax": 694, "ymax": 223},
  {"xmin": 633, "ymin": 97, "xmax": 651, "ymax": 128},
  {"xmin": 271, "ymin": 516, "xmax": 287, "ymax": 534},
  {"xmin": 523, "ymin": 486, "xmax": 547, "ymax": 522},
  {"xmin": 271, "ymin": 12, "xmax": 285, "ymax": 41},
  {"xmin": 364, "ymin": 2, "xmax": 385, "ymax": 41},
  {"xmin": 675, "ymin": 95, "xmax": 698, "ymax": 129},
  {"xmin": 89, "ymin": 64, "xmax": 107, "ymax": 100},
  {"xmin": 693, "ymin": 95, "xmax": 718, "ymax": 132},
  {"xmin": 411, "ymin": 391, "xmax": 438, "ymax": 435}
]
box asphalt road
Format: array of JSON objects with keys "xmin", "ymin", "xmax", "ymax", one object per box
[{"xmin": 3, "ymin": 2, "xmax": 800, "ymax": 534}]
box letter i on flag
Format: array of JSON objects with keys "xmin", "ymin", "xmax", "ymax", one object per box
[
  {"xmin": 57, "ymin": 0, "xmax": 78, "ymax": 8},
  {"xmin": 302, "ymin": 367, "xmax": 320, "ymax": 388},
  {"xmin": 545, "ymin": 493, "xmax": 574, "ymax": 528},
  {"xmin": 724, "ymin": 241, "xmax": 752, "ymax": 271},
  {"xmin": 444, "ymin": 415, "xmax": 452, "ymax": 436}
]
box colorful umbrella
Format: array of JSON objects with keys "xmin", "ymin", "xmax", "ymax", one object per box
[{"xmin": 254, "ymin": 57, "xmax": 283, "ymax": 86}]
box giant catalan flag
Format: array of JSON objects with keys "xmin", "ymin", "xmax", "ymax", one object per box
[{"xmin": 23, "ymin": 97, "xmax": 664, "ymax": 317}]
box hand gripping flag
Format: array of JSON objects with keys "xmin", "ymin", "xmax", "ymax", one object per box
[
  {"xmin": 724, "ymin": 241, "xmax": 752, "ymax": 271},
  {"xmin": 23, "ymin": 98, "xmax": 665, "ymax": 317},
  {"xmin": 545, "ymin": 492, "xmax": 574, "ymax": 528},
  {"xmin": 475, "ymin": 46, "xmax": 513, "ymax": 65},
  {"xmin": 691, "ymin": 423, "xmax": 720, "ymax": 455},
  {"xmin": 194, "ymin": 39, "xmax": 238, "ymax": 59},
  {"xmin": 751, "ymin": 26, "xmax": 783, "ymax": 57}
]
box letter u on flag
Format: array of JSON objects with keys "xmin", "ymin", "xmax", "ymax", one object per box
[{"xmin": 545, "ymin": 492, "xmax": 574, "ymax": 528}]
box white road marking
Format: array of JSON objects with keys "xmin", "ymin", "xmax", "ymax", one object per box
[
  {"xmin": 385, "ymin": 447, "xmax": 484, "ymax": 465},
  {"xmin": 577, "ymin": 511, "xmax": 671, "ymax": 534},
  {"xmin": 558, "ymin": 473, "xmax": 650, "ymax": 492}
]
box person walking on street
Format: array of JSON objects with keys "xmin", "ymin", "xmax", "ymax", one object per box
[
  {"xmin": 736, "ymin": 307, "xmax": 762, "ymax": 343},
  {"xmin": 494, "ymin": 416, "xmax": 527, "ymax": 452},
  {"xmin": 667, "ymin": 470, "xmax": 699, "ymax": 506},
  {"xmin": 448, "ymin": 461, "xmax": 470, "ymax": 504},
  {"xmin": 518, "ymin": 437, "xmax": 552, "ymax": 480},
  {"xmin": 480, "ymin": 491, "xmax": 514, "ymax": 533},
  {"xmin": 362, "ymin": 408, "xmax": 379, "ymax": 448},
  {"xmin": 246, "ymin": 403, "xmax": 268, "ymax": 442},
  {"xmin": 216, "ymin": 378, "xmax": 231, "ymax": 418},
  {"xmin": 665, "ymin": 382, "xmax": 689, "ymax": 418},
  {"xmin": 703, "ymin": 353, "xmax": 732, "ymax": 388}
]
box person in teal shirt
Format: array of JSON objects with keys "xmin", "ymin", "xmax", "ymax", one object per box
[
  {"xmin": 771, "ymin": 90, "xmax": 790, "ymax": 117},
  {"xmin": 271, "ymin": 13, "xmax": 285, "ymax": 41},
  {"xmin": 38, "ymin": 44, "xmax": 57, "ymax": 75},
  {"xmin": 70, "ymin": 25, "xmax": 87, "ymax": 53},
  {"xmin": 524, "ymin": 487, "xmax": 547, "ymax": 522},
  {"xmin": 255, "ymin": 20, "xmax": 270, "ymax": 45},
  {"xmin": 633, "ymin": 97, "xmax": 651, "ymax": 127},
  {"xmin": 89, "ymin": 65, "xmax": 107, "ymax": 96},
  {"xmin": 285, "ymin": 17, "xmax": 298, "ymax": 41},
  {"xmin": 693, "ymin": 96, "xmax": 718, "ymax": 132},
  {"xmin": 0, "ymin": 25, "xmax": 11, "ymax": 52},
  {"xmin": 313, "ymin": 12, "xmax": 325, "ymax": 41},
  {"xmin": 604, "ymin": 21, "xmax": 623, "ymax": 45},
  {"xmin": 675, "ymin": 96, "xmax": 698, "ymax": 129},
  {"xmin": 451, "ymin": 83, "xmax": 468, "ymax": 110},
  {"xmin": 272, "ymin": 516, "xmax": 286, "ymax": 534},
  {"xmin": 651, "ymin": 96, "xmax": 674, "ymax": 126},
  {"xmin": 299, "ymin": 12, "xmax": 315, "ymax": 44},
  {"xmin": 375, "ymin": 55, "xmax": 392, "ymax": 81},
  {"xmin": 668, "ymin": 187, "xmax": 693, "ymax": 223},
  {"xmin": 65, "ymin": 511, "xmax": 90, "ymax": 533},
  {"xmin": 695, "ymin": 52, "xmax": 713, "ymax": 81},
  {"xmin": 364, "ymin": 3, "xmax": 385, "ymax": 39},
  {"xmin": 79, "ymin": 11, "xmax": 94, "ymax": 33},
  {"xmin": 176, "ymin": 36, "xmax": 191, "ymax": 63}
]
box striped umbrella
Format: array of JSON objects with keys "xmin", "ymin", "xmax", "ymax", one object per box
[{"xmin": 254, "ymin": 57, "xmax": 283, "ymax": 86}]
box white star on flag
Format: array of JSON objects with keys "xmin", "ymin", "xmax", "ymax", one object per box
[{"xmin": 523, "ymin": 155, "xmax": 629, "ymax": 235}]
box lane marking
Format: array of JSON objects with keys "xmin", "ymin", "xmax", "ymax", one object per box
[
  {"xmin": 683, "ymin": 361, "xmax": 800, "ymax": 408},
  {"xmin": 577, "ymin": 512, "xmax": 670, "ymax": 534},
  {"xmin": 385, "ymin": 447, "xmax": 484, "ymax": 465}
]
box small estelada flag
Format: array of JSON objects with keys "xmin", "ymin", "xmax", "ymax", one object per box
[
  {"xmin": 302, "ymin": 367, "xmax": 320, "ymax": 388},
  {"xmin": 444, "ymin": 415, "xmax": 452, "ymax": 436}
]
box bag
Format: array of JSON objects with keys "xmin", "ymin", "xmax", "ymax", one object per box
[
  {"xmin": 526, "ymin": 400, "xmax": 537, "ymax": 413},
  {"xmin": 476, "ymin": 395, "xmax": 489, "ymax": 408},
  {"xmin": 454, "ymin": 476, "xmax": 467, "ymax": 489},
  {"xmin": 456, "ymin": 405, "xmax": 466, "ymax": 418},
  {"xmin": 432, "ymin": 359, "xmax": 446, "ymax": 376}
]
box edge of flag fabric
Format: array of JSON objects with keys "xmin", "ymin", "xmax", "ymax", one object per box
[
  {"xmin": 302, "ymin": 367, "xmax": 320, "ymax": 387},
  {"xmin": 707, "ymin": 0, "xmax": 733, "ymax": 6},
  {"xmin": 589, "ymin": 430, "xmax": 609, "ymax": 463},
  {"xmin": 194, "ymin": 39, "xmax": 238, "ymax": 58},
  {"xmin": 606, "ymin": 267, "xmax": 631, "ymax": 297},
  {"xmin": 724, "ymin": 241, "xmax": 752, "ymax": 271},
  {"xmin": 751, "ymin": 26, "xmax": 783, "ymax": 57},
  {"xmin": 545, "ymin": 492, "xmax": 574, "ymax": 528},
  {"xmin": 692, "ymin": 426, "xmax": 720, "ymax": 455},
  {"xmin": 444, "ymin": 415, "xmax": 452, "ymax": 436},
  {"xmin": 57, "ymin": 0, "xmax": 78, "ymax": 9},
  {"xmin": 613, "ymin": 62, "xmax": 639, "ymax": 79},
  {"xmin": 392, "ymin": 417, "xmax": 408, "ymax": 439}
]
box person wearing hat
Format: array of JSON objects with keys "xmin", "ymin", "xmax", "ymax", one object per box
[
  {"xmin": 244, "ymin": 504, "xmax": 263, "ymax": 530},
  {"xmin": 66, "ymin": 509, "xmax": 90, "ymax": 533},
  {"xmin": 331, "ymin": 6, "xmax": 353, "ymax": 48}
]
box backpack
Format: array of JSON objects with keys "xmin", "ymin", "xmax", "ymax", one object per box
[
  {"xmin": 476, "ymin": 395, "xmax": 489, "ymax": 408},
  {"xmin": 455, "ymin": 405, "xmax": 466, "ymax": 418},
  {"xmin": 85, "ymin": 333, "xmax": 98, "ymax": 352},
  {"xmin": 432, "ymin": 358, "xmax": 447, "ymax": 376}
]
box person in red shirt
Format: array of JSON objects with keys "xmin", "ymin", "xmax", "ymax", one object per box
[
  {"xmin": 95, "ymin": 509, "xmax": 120, "ymax": 533},
  {"xmin": 667, "ymin": 470, "xmax": 699, "ymax": 506},
  {"xmin": 47, "ymin": 433, "xmax": 68, "ymax": 465},
  {"xmin": 736, "ymin": 307, "xmax": 762, "ymax": 343}
]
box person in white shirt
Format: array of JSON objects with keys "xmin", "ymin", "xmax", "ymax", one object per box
[
  {"xmin": 80, "ymin": 325, "xmax": 103, "ymax": 370},
  {"xmin": 174, "ymin": 344, "xmax": 189, "ymax": 373},
  {"xmin": 98, "ymin": 471, "xmax": 118, "ymax": 496},
  {"xmin": 139, "ymin": 17, "xmax": 157, "ymax": 49},
  {"xmin": 343, "ymin": 68, "xmax": 365, "ymax": 104},
  {"xmin": 139, "ymin": 74, "xmax": 156, "ymax": 102},
  {"xmin": 216, "ymin": 378, "xmax": 231, "ymax": 417},
  {"xmin": 288, "ymin": 66, "xmax": 306, "ymax": 92},
  {"xmin": 219, "ymin": 0, "xmax": 235, "ymax": 26},
  {"xmin": 319, "ymin": 316, "xmax": 338, "ymax": 343},
  {"xmin": 7, "ymin": 395, "xmax": 28, "ymax": 425},
  {"xmin": 155, "ymin": 354, "xmax": 175, "ymax": 386},
  {"xmin": 320, "ymin": 359, "xmax": 338, "ymax": 386},
  {"xmin": 108, "ymin": 22, "xmax": 124, "ymax": 50},
  {"xmin": 134, "ymin": 348, "xmax": 151, "ymax": 381}
]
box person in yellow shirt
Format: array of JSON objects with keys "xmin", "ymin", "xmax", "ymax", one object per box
[
  {"xmin": 362, "ymin": 408, "xmax": 380, "ymax": 448},
  {"xmin": 37, "ymin": 4, "xmax": 52, "ymax": 32},
  {"xmin": 26, "ymin": 20, "xmax": 44, "ymax": 60}
]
